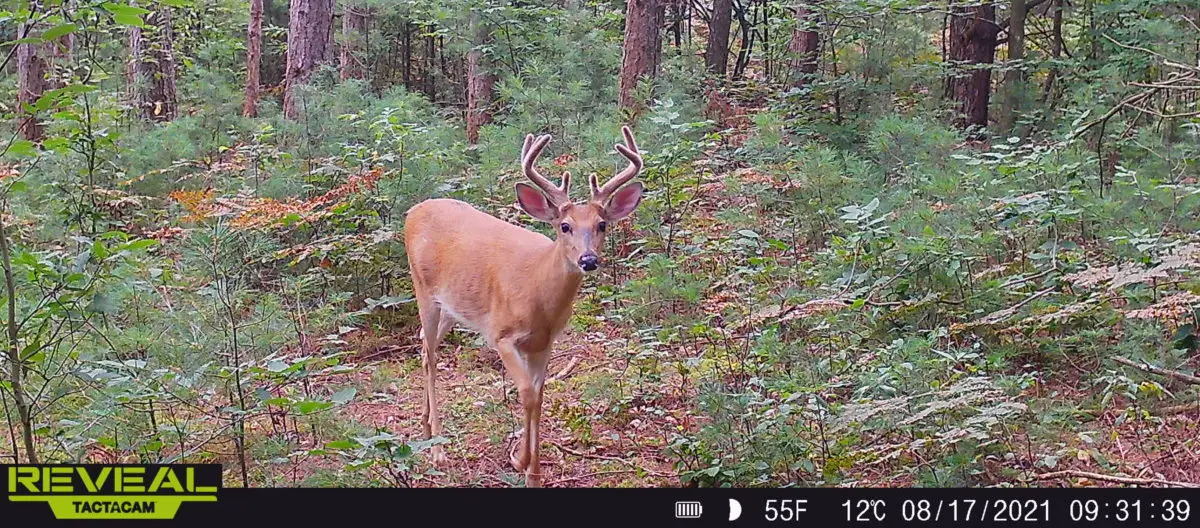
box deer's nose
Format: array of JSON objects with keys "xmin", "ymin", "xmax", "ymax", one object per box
[{"xmin": 578, "ymin": 254, "xmax": 600, "ymax": 272}]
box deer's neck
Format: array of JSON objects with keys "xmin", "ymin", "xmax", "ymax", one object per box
[{"xmin": 532, "ymin": 240, "xmax": 584, "ymax": 314}]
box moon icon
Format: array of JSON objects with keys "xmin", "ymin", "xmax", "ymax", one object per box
[{"xmin": 728, "ymin": 498, "xmax": 743, "ymax": 521}]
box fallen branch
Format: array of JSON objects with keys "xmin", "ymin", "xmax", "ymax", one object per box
[
  {"xmin": 1113, "ymin": 356, "xmax": 1200, "ymax": 386},
  {"xmin": 1000, "ymin": 267, "xmax": 1057, "ymax": 290},
  {"xmin": 1157, "ymin": 402, "xmax": 1200, "ymax": 415},
  {"xmin": 548, "ymin": 355, "xmax": 583, "ymax": 383},
  {"xmin": 550, "ymin": 441, "xmax": 673, "ymax": 478},
  {"xmin": 1036, "ymin": 469, "xmax": 1199, "ymax": 488}
]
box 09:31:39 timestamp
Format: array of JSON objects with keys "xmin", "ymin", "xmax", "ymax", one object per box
[{"xmin": 1070, "ymin": 499, "xmax": 1191, "ymax": 522}]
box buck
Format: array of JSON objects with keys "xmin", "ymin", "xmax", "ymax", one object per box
[{"xmin": 403, "ymin": 126, "xmax": 645, "ymax": 487}]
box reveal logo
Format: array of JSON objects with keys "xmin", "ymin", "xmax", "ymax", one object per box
[{"xmin": 3, "ymin": 464, "xmax": 220, "ymax": 520}]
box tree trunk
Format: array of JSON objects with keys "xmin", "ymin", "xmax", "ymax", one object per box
[
  {"xmin": 44, "ymin": 3, "xmax": 73, "ymax": 93},
  {"xmin": 705, "ymin": 0, "xmax": 733, "ymax": 76},
  {"xmin": 425, "ymin": 29, "xmax": 436, "ymax": 101},
  {"xmin": 340, "ymin": 3, "xmax": 368, "ymax": 81},
  {"xmin": 466, "ymin": 12, "xmax": 495, "ymax": 144},
  {"xmin": 1, "ymin": 209, "xmax": 38, "ymax": 463},
  {"xmin": 946, "ymin": 0, "xmax": 999, "ymax": 130},
  {"xmin": 402, "ymin": 21, "xmax": 412, "ymax": 89},
  {"xmin": 243, "ymin": 0, "xmax": 263, "ymax": 117},
  {"xmin": 669, "ymin": 0, "xmax": 683, "ymax": 48},
  {"xmin": 618, "ymin": 0, "xmax": 664, "ymax": 112},
  {"xmin": 129, "ymin": 8, "xmax": 179, "ymax": 122},
  {"xmin": 16, "ymin": 20, "xmax": 46, "ymax": 141},
  {"xmin": 788, "ymin": 4, "xmax": 820, "ymax": 88},
  {"xmin": 1041, "ymin": 0, "xmax": 1062, "ymax": 104},
  {"xmin": 732, "ymin": 0, "xmax": 755, "ymax": 80},
  {"xmin": 283, "ymin": 0, "xmax": 335, "ymax": 120},
  {"xmin": 998, "ymin": 0, "xmax": 1025, "ymax": 132}
]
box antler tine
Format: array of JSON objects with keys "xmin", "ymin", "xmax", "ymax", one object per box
[
  {"xmin": 521, "ymin": 133, "xmax": 570, "ymax": 205},
  {"xmin": 520, "ymin": 134, "xmax": 534, "ymax": 162},
  {"xmin": 591, "ymin": 125, "xmax": 643, "ymax": 203}
]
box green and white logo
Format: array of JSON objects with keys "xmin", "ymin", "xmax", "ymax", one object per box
[{"xmin": 4, "ymin": 464, "xmax": 220, "ymax": 520}]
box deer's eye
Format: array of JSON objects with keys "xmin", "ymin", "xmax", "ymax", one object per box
[
  {"xmin": 561, "ymin": 223, "xmax": 571, "ymax": 233},
  {"xmin": 597, "ymin": 221, "xmax": 607, "ymax": 232}
]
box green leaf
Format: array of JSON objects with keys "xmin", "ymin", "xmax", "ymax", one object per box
[
  {"xmin": 34, "ymin": 93, "xmax": 54, "ymax": 111},
  {"xmin": 102, "ymin": 2, "xmax": 151, "ymax": 16},
  {"xmin": 120, "ymin": 239, "xmax": 158, "ymax": 253},
  {"xmin": 42, "ymin": 137, "xmax": 69, "ymax": 152},
  {"xmin": 294, "ymin": 400, "xmax": 334, "ymax": 414},
  {"xmin": 45, "ymin": 84, "xmax": 98, "ymax": 98},
  {"xmin": 20, "ymin": 339, "xmax": 42, "ymax": 362},
  {"xmin": 331, "ymin": 387, "xmax": 356, "ymax": 404},
  {"xmin": 113, "ymin": 12, "xmax": 145, "ymax": 27},
  {"xmin": 324, "ymin": 440, "xmax": 357, "ymax": 450},
  {"xmin": 8, "ymin": 181, "xmax": 28, "ymax": 194},
  {"xmin": 391, "ymin": 443, "xmax": 413, "ymax": 459},
  {"xmin": 91, "ymin": 240, "xmax": 109, "ymax": 260},
  {"xmin": 8, "ymin": 140, "xmax": 37, "ymax": 157},
  {"xmin": 4, "ymin": 37, "xmax": 44, "ymax": 46},
  {"xmin": 42, "ymin": 23, "xmax": 77, "ymax": 41}
]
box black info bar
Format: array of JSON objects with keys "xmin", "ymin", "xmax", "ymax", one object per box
[{"xmin": 1, "ymin": 465, "xmax": 1196, "ymax": 527}]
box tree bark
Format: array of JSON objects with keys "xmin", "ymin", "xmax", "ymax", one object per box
[
  {"xmin": 340, "ymin": 3, "xmax": 368, "ymax": 81},
  {"xmin": 618, "ymin": 0, "xmax": 665, "ymax": 112},
  {"xmin": 946, "ymin": 0, "xmax": 999, "ymax": 130},
  {"xmin": 16, "ymin": 20, "xmax": 46, "ymax": 141},
  {"xmin": 425, "ymin": 28, "xmax": 436, "ymax": 101},
  {"xmin": 788, "ymin": 4, "xmax": 820, "ymax": 88},
  {"xmin": 705, "ymin": 0, "xmax": 733, "ymax": 76},
  {"xmin": 128, "ymin": 8, "xmax": 179, "ymax": 122},
  {"xmin": 283, "ymin": 0, "xmax": 335, "ymax": 120},
  {"xmin": 998, "ymin": 0, "xmax": 1025, "ymax": 132},
  {"xmin": 402, "ymin": 21, "xmax": 412, "ymax": 88},
  {"xmin": 243, "ymin": 0, "xmax": 263, "ymax": 117},
  {"xmin": 669, "ymin": 0, "xmax": 683, "ymax": 48},
  {"xmin": 1041, "ymin": 0, "xmax": 1063, "ymax": 104},
  {"xmin": 465, "ymin": 11, "xmax": 495, "ymax": 144}
]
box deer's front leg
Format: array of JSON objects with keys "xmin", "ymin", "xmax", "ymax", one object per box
[{"xmin": 498, "ymin": 340, "xmax": 550, "ymax": 487}]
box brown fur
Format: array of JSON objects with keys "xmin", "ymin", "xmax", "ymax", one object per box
[
  {"xmin": 402, "ymin": 127, "xmax": 645, "ymax": 487},
  {"xmin": 405, "ymin": 198, "xmax": 587, "ymax": 353}
]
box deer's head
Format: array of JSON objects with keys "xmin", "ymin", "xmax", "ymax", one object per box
[{"xmin": 515, "ymin": 126, "xmax": 645, "ymax": 274}]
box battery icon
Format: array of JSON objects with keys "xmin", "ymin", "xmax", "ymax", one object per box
[{"xmin": 675, "ymin": 501, "xmax": 703, "ymax": 519}]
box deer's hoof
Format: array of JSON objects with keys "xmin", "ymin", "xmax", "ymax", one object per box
[
  {"xmin": 429, "ymin": 446, "xmax": 448, "ymax": 466},
  {"xmin": 509, "ymin": 441, "xmax": 528, "ymax": 471},
  {"xmin": 525, "ymin": 471, "xmax": 543, "ymax": 488}
]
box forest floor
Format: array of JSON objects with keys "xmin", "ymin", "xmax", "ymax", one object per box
[
  {"xmin": 247, "ymin": 323, "xmax": 1200, "ymax": 488},
  {"xmin": 264, "ymin": 323, "xmax": 688, "ymax": 487}
]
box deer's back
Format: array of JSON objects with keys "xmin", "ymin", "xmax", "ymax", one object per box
[{"xmin": 403, "ymin": 199, "xmax": 556, "ymax": 338}]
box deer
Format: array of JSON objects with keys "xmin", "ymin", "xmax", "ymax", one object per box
[{"xmin": 402, "ymin": 126, "xmax": 645, "ymax": 487}]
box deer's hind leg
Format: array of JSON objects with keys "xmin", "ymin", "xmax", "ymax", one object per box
[{"xmin": 415, "ymin": 293, "xmax": 455, "ymax": 466}]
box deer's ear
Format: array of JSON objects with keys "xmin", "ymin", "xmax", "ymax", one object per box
[
  {"xmin": 604, "ymin": 182, "xmax": 644, "ymax": 221},
  {"xmin": 516, "ymin": 182, "xmax": 558, "ymax": 222}
]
